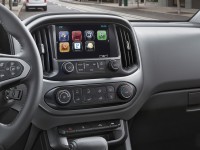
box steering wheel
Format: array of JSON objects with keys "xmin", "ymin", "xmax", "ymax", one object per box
[{"xmin": 0, "ymin": 4, "xmax": 43, "ymax": 149}]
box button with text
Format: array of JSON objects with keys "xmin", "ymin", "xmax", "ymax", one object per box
[{"xmin": 77, "ymin": 62, "xmax": 85, "ymax": 72}]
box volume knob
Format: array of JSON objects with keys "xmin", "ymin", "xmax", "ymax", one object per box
[{"xmin": 63, "ymin": 62, "xmax": 74, "ymax": 74}]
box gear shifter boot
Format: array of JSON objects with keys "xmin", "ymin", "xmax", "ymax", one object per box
[{"xmin": 69, "ymin": 137, "xmax": 108, "ymax": 150}]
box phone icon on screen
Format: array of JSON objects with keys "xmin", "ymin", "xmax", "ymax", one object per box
[{"xmin": 97, "ymin": 30, "xmax": 107, "ymax": 41}]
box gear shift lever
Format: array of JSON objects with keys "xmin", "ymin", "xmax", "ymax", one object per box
[{"xmin": 69, "ymin": 137, "xmax": 108, "ymax": 150}]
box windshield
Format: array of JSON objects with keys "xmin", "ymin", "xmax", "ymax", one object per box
[{"xmin": 0, "ymin": 0, "xmax": 199, "ymax": 20}]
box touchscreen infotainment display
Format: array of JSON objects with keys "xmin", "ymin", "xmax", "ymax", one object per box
[{"xmin": 55, "ymin": 23, "xmax": 118, "ymax": 59}]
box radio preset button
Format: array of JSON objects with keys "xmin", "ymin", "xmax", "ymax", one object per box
[
  {"xmin": 85, "ymin": 62, "xmax": 97, "ymax": 72},
  {"xmin": 91, "ymin": 62, "xmax": 97, "ymax": 68},
  {"xmin": 77, "ymin": 62, "xmax": 85, "ymax": 72}
]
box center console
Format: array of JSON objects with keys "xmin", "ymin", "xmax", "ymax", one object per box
[
  {"xmin": 26, "ymin": 14, "xmax": 141, "ymax": 150},
  {"xmin": 28, "ymin": 14, "xmax": 142, "ymax": 135}
]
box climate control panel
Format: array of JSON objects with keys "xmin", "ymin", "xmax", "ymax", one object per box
[{"xmin": 45, "ymin": 82, "xmax": 136, "ymax": 110}]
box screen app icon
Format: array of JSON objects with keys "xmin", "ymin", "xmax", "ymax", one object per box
[
  {"xmin": 59, "ymin": 42, "xmax": 70, "ymax": 52},
  {"xmin": 97, "ymin": 30, "xmax": 107, "ymax": 40},
  {"xmin": 59, "ymin": 31, "xmax": 69, "ymax": 42},
  {"xmin": 72, "ymin": 42, "xmax": 82, "ymax": 52},
  {"xmin": 84, "ymin": 30, "xmax": 94, "ymax": 40},
  {"xmin": 72, "ymin": 31, "xmax": 82, "ymax": 41},
  {"xmin": 85, "ymin": 41, "xmax": 95, "ymax": 52}
]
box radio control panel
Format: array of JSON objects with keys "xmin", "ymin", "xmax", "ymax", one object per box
[
  {"xmin": 46, "ymin": 59, "xmax": 130, "ymax": 81},
  {"xmin": 62, "ymin": 60, "xmax": 108, "ymax": 74}
]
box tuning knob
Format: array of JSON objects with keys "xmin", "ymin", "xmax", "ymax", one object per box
[
  {"xmin": 63, "ymin": 62, "xmax": 74, "ymax": 74},
  {"xmin": 117, "ymin": 84, "xmax": 136, "ymax": 100},
  {"xmin": 56, "ymin": 90, "xmax": 71, "ymax": 105},
  {"xmin": 108, "ymin": 60, "xmax": 119, "ymax": 72}
]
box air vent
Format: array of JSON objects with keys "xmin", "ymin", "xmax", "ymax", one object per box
[
  {"xmin": 32, "ymin": 27, "xmax": 53, "ymax": 74},
  {"xmin": 116, "ymin": 25, "xmax": 137, "ymax": 70}
]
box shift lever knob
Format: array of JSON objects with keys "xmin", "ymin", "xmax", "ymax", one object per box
[{"xmin": 69, "ymin": 137, "xmax": 108, "ymax": 150}]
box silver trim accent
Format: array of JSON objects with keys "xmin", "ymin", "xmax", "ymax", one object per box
[{"xmin": 59, "ymin": 137, "xmax": 69, "ymax": 149}]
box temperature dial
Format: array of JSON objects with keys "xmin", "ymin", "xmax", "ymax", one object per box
[{"xmin": 117, "ymin": 84, "xmax": 136, "ymax": 100}]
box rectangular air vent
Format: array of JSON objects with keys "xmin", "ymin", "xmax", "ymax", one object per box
[
  {"xmin": 32, "ymin": 27, "xmax": 53, "ymax": 74},
  {"xmin": 116, "ymin": 25, "xmax": 137, "ymax": 70}
]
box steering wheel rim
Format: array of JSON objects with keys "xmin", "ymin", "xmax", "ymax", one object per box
[{"xmin": 0, "ymin": 4, "xmax": 43, "ymax": 149}]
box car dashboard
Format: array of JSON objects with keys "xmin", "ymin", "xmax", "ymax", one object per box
[
  {"xmin": 4, "ymin": 13, "xmax": 200, "ymax": 150},
  {"xmin": 22, "ymin": 14, "xmax": 143, "ymax": 123}
]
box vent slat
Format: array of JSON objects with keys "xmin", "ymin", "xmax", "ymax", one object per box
[
  {"xmin": 116, "ymin": 25, "xmax": 136, "ymax": 70},
  {"xmin": 118, "ymin": 27, "xmax": 128, "ymax": 68},
  {"xmin": 41, "ymin": 29, "xmax": 51, "ymax": 73},
  {"xmin": 122, "ymin": 30, "xmax": 131, "ymax": 67},
  {"xmin": 35, "ymin": 31, "xmax": 45, "ymax": 71},
  {"xmin": 32, "ymin": 27, "xmax": 53, "ymax": 74},
  {"xmin": 126, "ymin": 32, "xmax": 134, "ymax": 65}
]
